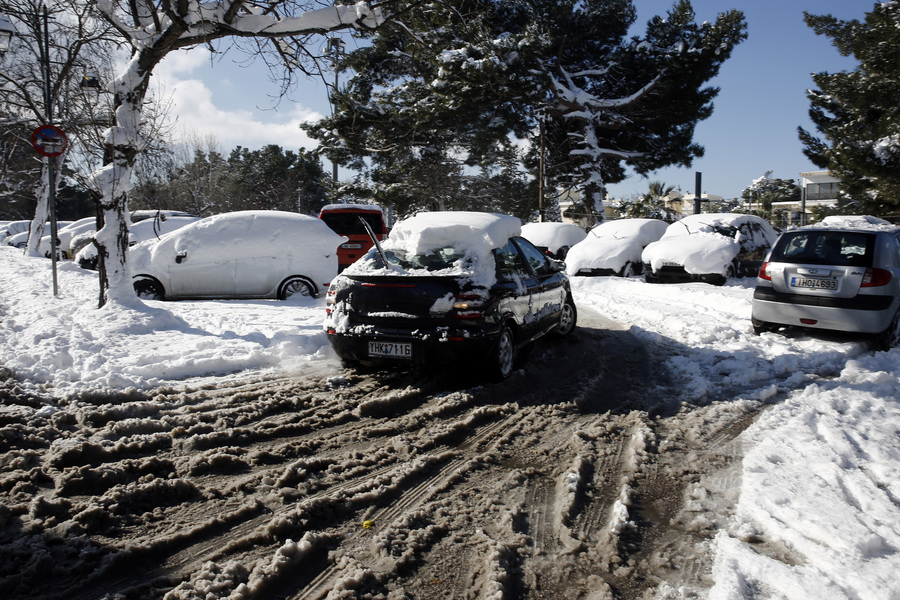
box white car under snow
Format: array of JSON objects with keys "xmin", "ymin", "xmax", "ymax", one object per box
[
  {"xmin": 129, "ymin": 211, "xmax": 347, "ymax": 300},
  {"xmin": 642, "ymin": 213, "xmax": 779, "ymax": 285},
  {"xmin": 565, "ymin": 218, "xmax": 669, "ymax": 277},
  {"xmin": 520, "ymin": 222, "xmax": 587, "ymax": 259}
]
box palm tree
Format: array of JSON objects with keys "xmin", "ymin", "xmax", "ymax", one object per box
[{"xmin": 625, "ymin": 180, "xmax": 675, "ymax": 219}]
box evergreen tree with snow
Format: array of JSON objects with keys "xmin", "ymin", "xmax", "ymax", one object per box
[
  {"xmin": 799, "ymin": 3, "xmax": 900, "ymax": 216},
  {"xmin": 304, "ymin": 0, "xmax": 747, "ymax": 223}
]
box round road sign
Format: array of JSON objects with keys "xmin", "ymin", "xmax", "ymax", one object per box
[{"xmin": 31, "ymin": 125, "xmax": 68, "ymax": 157}]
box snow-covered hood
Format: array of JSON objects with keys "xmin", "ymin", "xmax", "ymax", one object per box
[
  {"xmin": 566, "ymin": 236, "xmax": 639, "ymax": 273},
  {"xmin": 642, "ymin": 234, "xmax": 739, "ymax": 275}
]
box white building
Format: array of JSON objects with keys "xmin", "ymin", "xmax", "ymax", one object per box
[{"xmin": 770, "ymin": 170, "xmax": 841, "ymax": 226}]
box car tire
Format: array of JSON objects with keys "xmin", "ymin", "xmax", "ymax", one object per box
[
  {"xmin": 554, "ymin": 296, "xmax": 577, "ymax": 337},
  {"xmin": 751, "ymin": 316, "xmax": 774, "ymax": 335},
  {"xmin": 133, "ymin": 277, "xmax": 164, "ymax": 300},
  {"xmin": 278, "ymin": 276, "xmax": 315, "ymax": 300},
  {"xmin": 488, "ymin": 324, "xmax": 516, "ymax": 381},
  {"xmin": 621, "ymin": 262, "xmax": 636, "ymax": 278},
  {"xmin": 874, "ymin": 309, "xmax": 900, "ymax": 351}
]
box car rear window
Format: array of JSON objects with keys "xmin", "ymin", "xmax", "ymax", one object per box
[
  {"xmin": 769, "ymin": 231, "xmax": 875, "ymax": 267},
  {"xmin": 320, "ymin": 212, "xmax": 385, "ymax": 235}
]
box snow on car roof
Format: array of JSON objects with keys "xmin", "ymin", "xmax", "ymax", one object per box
[
  {"xmin": 387, "ymin": 211, "xmax": 522, "ymax": 256},
  {"xmin": 521, "ymin": 222, "xmax": 586, "ymax": 252},
  {"xmin": 807, "ymin": 215, "xmax": 899, "ymax": 232},
  {"xmin": 589, "ymin": 218, "xmax": 668, "ymax": 240}
]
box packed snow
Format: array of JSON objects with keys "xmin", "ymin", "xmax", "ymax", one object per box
[
  {"xmin": 344, "ymin": 211, "xmax": 522, "ymax": 286},
  {"xmin": 0, "ymin": 241, "xmax": 898, "ymax": 599}
]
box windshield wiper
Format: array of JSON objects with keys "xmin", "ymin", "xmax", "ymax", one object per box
[{"xmin": 359, "ymin": 215, "xmax": 390, "ymax": 267}]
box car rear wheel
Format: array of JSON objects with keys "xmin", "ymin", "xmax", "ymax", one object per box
[
  {"xmin": 133, "ymin": 277, "xmax": 164, "ymax": 300},
  {"xmin": 555, "ymin": 297, "xmax": 577, "ymax": 337},
  {"xmin": 874, "ymin": 309, "xmax": 900, "ymax": 351},
  {"xmin": 751, "ymin": 316, "xmax": 775, "ymax": 335},
  {"xmin": 488, "ymin": 325, "xmax": 516, "ymax": 381},
  {"xmin": 278, "ymin": 276, "xmax": 315, "ymax": 300}
]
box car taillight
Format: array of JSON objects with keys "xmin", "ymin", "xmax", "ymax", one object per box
[
  {"xmin": 325, "ymin": 288, "xmax": 336, "ymax": 315},
  {"xmin": 758, "ymin": 262, "xmax": 771, "ymax": 281},
  {"xmin": 453, "ymin": 294, "xmax": 484, "ymax": 319},
  {"xmin": 861, "ymin": 268, "xmax": 892, "ymax": 287}
]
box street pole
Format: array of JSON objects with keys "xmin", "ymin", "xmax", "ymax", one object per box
[
  {"xmin": 328, "ymin": 37, "xmax": 343, "ymax": 184},
  {"xmin": 41, "ymin": 5, "xmax": 59, "ymax": 296},
  {"xmin": 694, "ymin": 172, "xmax": 702, "ymax": 215}
]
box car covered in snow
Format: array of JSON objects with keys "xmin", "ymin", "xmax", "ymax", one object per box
[
  {"xmin": 2, "ymin": 220, "xmax": 32, "ymax": 244},
  {"xmin": 76, "ymin": 216, "xmax": 201, "ymax": 270},
  {"xmin": 642, "ymin": 213, "xmax": 779, "ymax": 285},
  {"xmin": 129, "ymin": 211, "xmax": 346, "ymax": 300},
  {"xmin": 565, "ymin": 218, "xmax": 669, "ymax": 277},
  {"xmin": 751, "ymin": 215, "xmax": 900, "ymax": 349},
  {"xmin": 520, "ymin": 221, "xmax": 587, "ymax": 260},
  {"xmin": 324, "ymin": 211, "xmax": 577, "ymax": 380}
]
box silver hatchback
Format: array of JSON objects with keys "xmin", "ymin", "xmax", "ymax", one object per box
[{"xmin": 751, "ymin": 216, "xmax": 900, "ymax": 349}]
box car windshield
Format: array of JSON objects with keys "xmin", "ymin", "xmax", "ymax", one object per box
[{"xmin": 769, "ymin": 231, "xmax": 875, "ymax": 266}]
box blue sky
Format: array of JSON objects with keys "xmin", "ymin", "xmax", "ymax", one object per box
[{"xmin": 155, "ymin": 0, "xmax": 870, "ymax": 202}]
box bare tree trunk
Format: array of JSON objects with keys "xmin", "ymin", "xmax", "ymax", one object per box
[{"xmin": 25, "ymin": 160, "xmax": 51, "ymax": 257}]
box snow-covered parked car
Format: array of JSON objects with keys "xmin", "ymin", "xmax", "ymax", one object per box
[
  {"xmin": 129, "ymin": 211, "xmax": 346, "ymax": 300},
  {"xmin": 2, "ymin": 220, "xmax": 31, "ymax": 245},
  {"xmin": 76, "ymin": 216, "xmax": 201, "ymax": 270},
  {"xmin": 43, "ymin": 217, "xmax": 96, "ymax": 258},
  {"xmin": 325, "ymin": 211, "xmax": 577, "ymax": 380},
  {"xmin": 752, "ymin": 215, "xmax": 900, "ymax": 348},
  {"xmin": 565, "ymin": 218, "xmax": 669, "ymax": 277},
  {"xmin": 520, "ymin": 221, "xmax": 587, "ymax": 260},
  {"xmin": 642, "ymin": 213, "xmax": 779, "ymax": 285}
]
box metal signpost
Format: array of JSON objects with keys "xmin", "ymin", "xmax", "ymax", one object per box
[{"xmin": 30, "ymin": 124, "xmax": 68, "ymax": 296}]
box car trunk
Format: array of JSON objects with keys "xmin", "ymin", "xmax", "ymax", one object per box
[
  {"xmin": 338, "ymin": 274, "xmax": 474, "ymax": 329},
  {"xmin": 767, "ymin": 231, "xmax": 877, "ymax": 299},
  {"xmin": 769, "ymin": 264, "xmax": 866, "ymax": 298}
]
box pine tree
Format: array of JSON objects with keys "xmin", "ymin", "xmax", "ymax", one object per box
[
  {"xmin": 799, "ymin": 3, "xmax": 900, "ymax": 216},
  {"xmin": 304, "ymin": 0, "xmax": 747, "ymax": 222}
]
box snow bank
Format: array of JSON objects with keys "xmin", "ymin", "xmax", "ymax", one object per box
[{"xmin": 0, "ymin": 246, "xmax": 334, "ymax": 394}]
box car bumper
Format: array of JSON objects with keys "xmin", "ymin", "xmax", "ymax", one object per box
[
  {"xmin": 752, "ymin": 286, "xmax": 898, "ymax": 333},
  {"xmin": 326, "ymin": 325, "xmax": 499, "ymax": 367},
  {"xmin": 644, "ymin": 264, "xmax": 726, "ymax": 285}
]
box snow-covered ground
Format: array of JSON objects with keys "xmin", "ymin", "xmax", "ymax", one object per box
[{"xmin": 1, "ymin": 245, "xmax": 898, "ymax": 599}]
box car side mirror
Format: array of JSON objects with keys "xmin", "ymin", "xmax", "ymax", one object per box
[
  {"xmin": 175, "ymin": 251, "xmax": 187, "ymax": 264},
  {"xmin": 550, "ymin": 259, "xmax": 565, "ymax": 273}
]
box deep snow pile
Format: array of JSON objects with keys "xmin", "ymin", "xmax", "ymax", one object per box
[{"xmin": 1, "ymin": 246, "xmax": 899, "ymax": 599}]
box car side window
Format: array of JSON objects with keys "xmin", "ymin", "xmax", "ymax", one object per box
[
  {"xmin": 514, "ymin": 236, "xmax": 553, "ymax": 276},
  {"xmin": 493, "ymin": 240, "xmax": 528, "ymax": 282}
]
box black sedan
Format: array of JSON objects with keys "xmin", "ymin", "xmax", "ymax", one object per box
[{"xmin": 324, "ymin": 211, "xmax": 577, "ymax": 380}]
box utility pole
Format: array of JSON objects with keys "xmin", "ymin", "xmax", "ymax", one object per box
[
  {"xmin": 327, "ymin": 36, "xmax": 344, "ymax": 184},
  {"xmin": 41, "ymin": 5, "xmax": 61, "ymax": 296}
]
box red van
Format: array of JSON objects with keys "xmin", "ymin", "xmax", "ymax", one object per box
[{"xmin": 318, "ymin": 204, "xmax": 388, "ymax": 271}]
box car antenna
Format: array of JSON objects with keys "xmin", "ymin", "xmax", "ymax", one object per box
[{"xmin": 358, "ymin": 215, "xmax": 390, "ymax": 267}]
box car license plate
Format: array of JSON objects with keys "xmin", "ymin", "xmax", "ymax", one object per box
[
  {"xmin": 368, "ymin": 341, "xmax": 413, "ymax": 359},
  {"xmin": 790, "ymin": 276, "xmax": 837, "ymax": 290},
  {"xmin": 342, "ymin": 243, "xmax": 363, "ymax": 249}
]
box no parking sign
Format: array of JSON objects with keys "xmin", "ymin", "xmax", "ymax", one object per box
[{"xmin": 30, "ymin": 124, "xmax": 68, "ymax": 157}]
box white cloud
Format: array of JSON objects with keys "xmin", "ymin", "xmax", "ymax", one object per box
[{"xmin": 154, "ymin": 49, "xmax": 326, "ymax": 152}]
